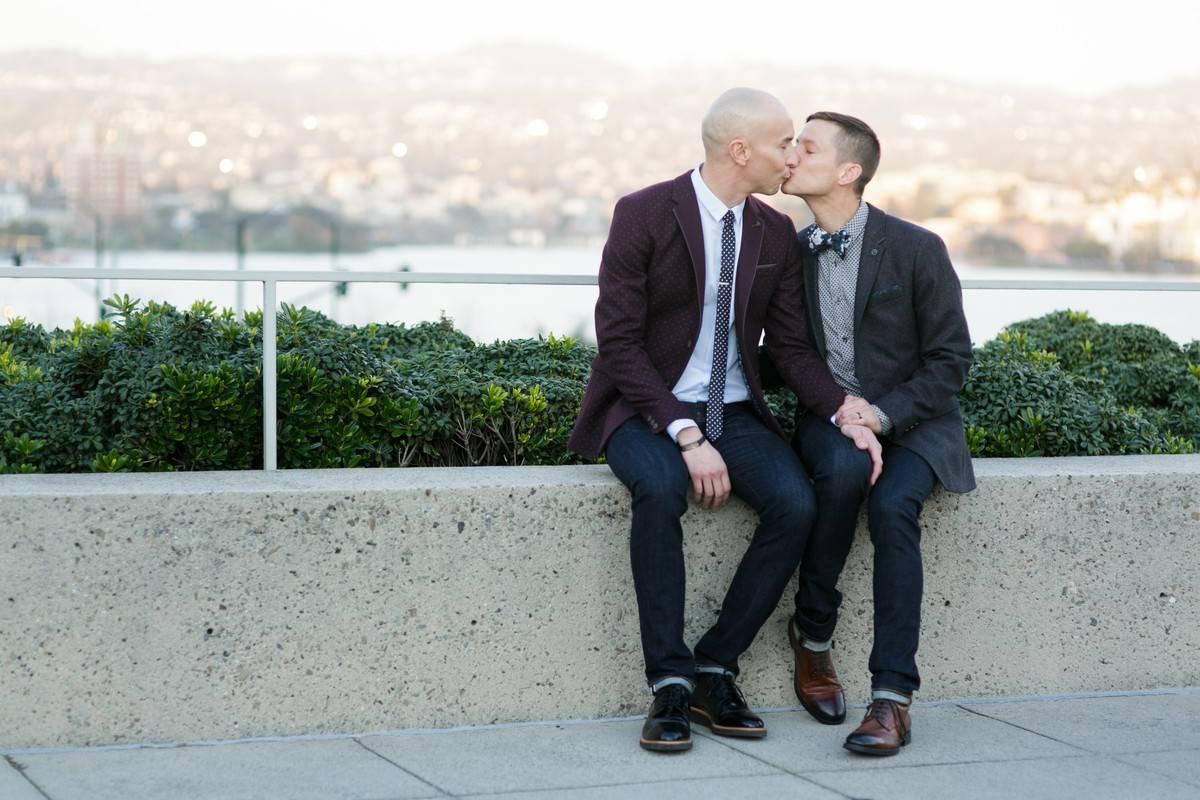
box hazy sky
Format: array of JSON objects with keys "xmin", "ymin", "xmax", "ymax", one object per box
[{"xmin": 5, "ymin": 0, "xmax": 1198, "ymax": 94}]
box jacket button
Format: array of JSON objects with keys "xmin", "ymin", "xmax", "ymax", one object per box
[{"xmin": 870, "ymin": 248, "xmax": 879, "ymax": 255}]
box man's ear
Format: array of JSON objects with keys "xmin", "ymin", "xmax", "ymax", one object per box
[
  {"xmin": 728, "ymin": 138, "xmax": 751, "ymax": 167},
  {"xmin": 838, "ymin": 163, "xmax": 863, "ymax": 188}
]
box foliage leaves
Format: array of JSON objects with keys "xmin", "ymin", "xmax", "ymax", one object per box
[{"xmin": 0, "ymin": 301, "xmax": 1196, "ymax": 473}]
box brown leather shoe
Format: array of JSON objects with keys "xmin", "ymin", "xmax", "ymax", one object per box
[
  {"xmin": 788, "ymin": 618, "xmax": 846, "ymax": 724},
  {"xmin": 843, "ymin": 698, "xmax": 912, "ymax": 756}
]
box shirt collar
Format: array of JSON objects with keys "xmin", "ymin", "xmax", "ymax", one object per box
[
  {"xmin": 837, "ymin": 200, "xmax": 869, "ymax": 244},
  {"xmin": 691, "ymin": 165, "xmax": 745, "ymax": 225}
]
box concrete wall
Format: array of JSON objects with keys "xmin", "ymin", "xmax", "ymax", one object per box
[{"xmin": 1, "ymin": 457, "xmax": 1198, "ymax": 749}]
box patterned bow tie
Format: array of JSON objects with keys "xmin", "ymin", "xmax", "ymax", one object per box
[{"xmin": 805, "ymin": 225, "xmax": 851, "ymax": 258}]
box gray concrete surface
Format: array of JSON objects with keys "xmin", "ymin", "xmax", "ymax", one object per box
[
  {"xmin": 1, "ymin": 457, "xmax": 1198, "ymax": 749},
  {"xmin": 4, "ymin": 690, "xmax": 1198, "ymax": 799}
]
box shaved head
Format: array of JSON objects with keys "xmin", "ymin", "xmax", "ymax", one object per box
[{"xmin": 701, "ymin": 87, "xmax": 790, "ymax": 156}]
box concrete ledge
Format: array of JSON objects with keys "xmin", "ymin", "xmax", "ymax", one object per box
[{"xmin": 1, "ymin": 456, "xmax": 1198, "ymax": 749}]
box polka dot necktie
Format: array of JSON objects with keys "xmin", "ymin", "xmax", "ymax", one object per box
[{"xmin": 705, "ymin": 210, "xmax": 737, "ymax": 441}]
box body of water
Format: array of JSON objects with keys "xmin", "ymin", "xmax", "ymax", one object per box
[{"xmin": 2, "ymin": 246, "xmax": 1198, "ymax": 346}]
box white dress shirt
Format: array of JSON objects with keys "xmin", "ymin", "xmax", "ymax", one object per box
[{"xmin": 666, "ymin": 166, "xmax": 751, "ymax": 441}]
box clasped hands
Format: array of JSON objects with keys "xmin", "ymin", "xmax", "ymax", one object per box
[
  {"xmin": 679, "ymin": 394, "xmax": 883, "ymax": 511},
  {"xmin": 834, "ymin": 394, "xmax": 884, "ymax": 487}
]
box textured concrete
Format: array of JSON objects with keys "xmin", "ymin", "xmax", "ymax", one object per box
[
  {"xmin": 467, "ymin": 775, "xmax": 842, "ymax": 799},
  {"xmin": 1, "ymin": 456, "xmax": 1198, "ymax": 749},
  {"xmin": 814, "ymin": 755, "xmax": 1197, "ymax": 800},
  {"xmin": 360, "ymin": 721, "xmax": 778, "ymax": 795},
  {"xmin": 5, "ymin": 690, "xmax": 1199, "ymax": 800},
  {"xmin": 0, "ymin": 760, "xmax": 45, "ymax": 800},
  {"xmin": 9, "ymin": 739, "xmax": 443, "ymax": 800},
  {"xmin": 699, "ymin": 702, "xmax": 1084, "ymax": 772},
  {"xmin": 959, "ymin": 692, "xmax": 1200, "ymax": 754},
  {"xmin": 1116, "ymin": 749, "xmax": 1200, "ymax": 788}
]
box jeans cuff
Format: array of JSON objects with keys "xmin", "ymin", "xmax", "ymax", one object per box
[
  {"xmin": 800, "ymin": 637, "xmax": 832, "ymax": 653},
  {"xmin": 791, "ymin": 613, "xmax": 837, "ymax": 645},
  {"xmin": 650, "ymin": 675, "xmax": 694, "ymax": 694},
  {"xmin": 871, "ymin": 688, "xmax": 913, "ymax": 705},
  {"xmin": 695, "ymin": 663, "xmax": 735, "ymax": 678}
]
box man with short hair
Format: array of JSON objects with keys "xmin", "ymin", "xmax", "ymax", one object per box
[
  {"xmin": 570, "ymin": 90, "xmax": 882, "ymax": 753},
  {"xmin": 777, "ymin": 111, "xmax": 975, "ymax": 756}
]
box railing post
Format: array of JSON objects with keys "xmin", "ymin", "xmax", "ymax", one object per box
[{"xmin": 262, "ymin": 279, "xmax": 278, "ymax": 471}]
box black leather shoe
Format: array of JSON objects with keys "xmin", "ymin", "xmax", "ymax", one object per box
[
  {"xmin": 640, "ymin": 683, "xmax": 693, "ymax": 752},
  {"xmin": 689, "ymin": 671, "xmax": 767, "ymax": 738}
]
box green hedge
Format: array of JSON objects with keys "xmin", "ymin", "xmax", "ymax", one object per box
[
  {"xmin": 964, "ymin": 310, "xmax": 1199, "ymax": 456},
  {"xmin": 1, "ymin": 300, "xmax": 1196, "ymax": 473}
]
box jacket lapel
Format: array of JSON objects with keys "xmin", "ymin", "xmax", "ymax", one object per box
[
  {"xmin": 853, "ymin": 204, "xmax": 888, "ymax": 331},
  {"xmin": 734, "ymin": 199, "xmax": 764, "ymax": 337},
  {"xmin": 802, "ymin": 245, "xmax": 827, "ymax": 357},
  {"xmin": 671, "ymin": 172, "xmax": 706, "ymax": 315}
]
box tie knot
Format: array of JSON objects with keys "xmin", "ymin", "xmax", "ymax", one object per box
[{"xmin": 721, "ymin": 210, "xmax": 735, "ymax": 226}]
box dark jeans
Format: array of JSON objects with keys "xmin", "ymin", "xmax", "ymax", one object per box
[
  {"xmin": 791, "ymin": 413, "xmax": 937, "ymax": 694},
  {"xmin": 605, "ymin": 402, "xmax": 817, "ymax": 687}
]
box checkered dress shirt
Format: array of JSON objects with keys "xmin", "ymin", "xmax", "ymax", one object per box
[{"xmin": 810, "ymin": 201, "xmax": 893, "ymax": 434}]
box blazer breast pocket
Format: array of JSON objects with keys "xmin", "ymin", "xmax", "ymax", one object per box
[
  {"xmin": 868, "ymin": 283, "xmax": 904, "ymax": 307},
  {"xmin": 755, "ymin": 262, "xmax": 778, "ymax": 271}
]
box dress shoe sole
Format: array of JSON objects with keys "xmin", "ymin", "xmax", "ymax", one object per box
[
  {"xmin": 688, "ymin": 706, "xmax": 767, "ymax": 739},
  {"xmin": 843, "ymin": 729, "xmax": 912, "ymax": 756},
  {"xmin": 787, "ymin": 621, "xmax": 847, "ymax": 726},
  {"xmin": 639, "ymin": 736, "xmax": 693, "ymax": 752}
]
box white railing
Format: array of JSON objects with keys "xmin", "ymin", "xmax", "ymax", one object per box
[{"xmin": 1, "ymin": 265, "xmax": 1197, "ymax": 470}]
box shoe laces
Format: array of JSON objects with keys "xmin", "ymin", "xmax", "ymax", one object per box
[
  {"xmin": 707, "ymin": 672, "xmax": 747, "ymax": 710},
  {"xmin": 864, "ymin": 699, "xmax": 896, "ymax": 724},
  {"xmin": 657, "ymin": 683, "xmax": 690, "ymax": 714},
  {"xmin": 807, "ymin": 650, "xmax": 836, "ymax": 680}
]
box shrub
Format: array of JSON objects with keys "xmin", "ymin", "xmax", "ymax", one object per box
[
  {"xmin": 966, "ymin": 333, "xmax": 1107, "ymax": 456},
  {"xmin": 964, "ymin": 331, "xmax": 1194, "ymax": 456},
  {"xmin": 0, "ymin": 298, "xmax": 596, "ymax": 472},
  {"xmin": 1, "ymin": 300, "xmax": 1196, "ymax": 473},
  {"xmin": 997, "ymin": 311, "xmax": 1199, "ymax": 449},
  {"xmin": 1184, "ymin": 339, "xmax": 1200, "ymax": 365},
  {"xmin": 1003, "ymin": 310, "xmax": 1191, "ymax": 409}
]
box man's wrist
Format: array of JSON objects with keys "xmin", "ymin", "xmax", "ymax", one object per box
[
  {"xmin": 872, "ymin": 404, "xmax": 893, "ymax": 435},
  {"xmin": 678, "ymin": 433, "xmax": 708, "ymax": 452},
  {"xmin": 667, "ymin": 419, "xmax": 700, "ymax": 443}
]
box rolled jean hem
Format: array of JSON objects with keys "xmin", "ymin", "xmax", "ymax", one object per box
[
  {"xmin": 870, "ymin": 674, "xmax": 919, "ymax": 695},
  {"xmin": 792, "ymin": 613, "xmax": 838, "ymax": 646},
  {"xmin": 871, "ymin": 688, "xmax": 914, "ymax": 705},
  {"xmin": 649, "ymin": 675, "xmax": 695, "ymax": 694}
]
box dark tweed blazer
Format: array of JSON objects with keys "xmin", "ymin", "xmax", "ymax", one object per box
[
  {"xmin": 568, "ymin": 171, "xmax": 844, "ymax": 459},
  {"xmin": 796, "ymin": 204, "xmax": 976, "ymax": 493}
]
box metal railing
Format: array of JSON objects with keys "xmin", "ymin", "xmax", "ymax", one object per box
[{"xmin": 1, "ymin": 265, "xmax": 1197, "ymax": 470}]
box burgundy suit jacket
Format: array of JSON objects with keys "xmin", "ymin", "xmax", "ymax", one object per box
[{"xmin": 569, "ymin": 171, "xmax": 844, "ymax": 459}]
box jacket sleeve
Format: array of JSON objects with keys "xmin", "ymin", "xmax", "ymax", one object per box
[
  {"xmin": 873, "ymin": 233, "xmax": 974, "ymax": 433},
  {"xmin": 760, "ymin": 233, "xmax": 844, "ymax": 418},
  {"xmin": 591, "ymin": 196, "xmax": 692, "ymax": 433}
]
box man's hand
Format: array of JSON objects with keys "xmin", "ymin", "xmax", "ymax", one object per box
[
  {"xmin": 677, "ymin": 429, "xmax": 731, "ymax": 510},
  {"xmin": 836, "ymin": 395, "xmax": 882, "ymax": 434},
  {"xmin": 839, "ymin": 423, "xmax": 883, "ymax": 485}
]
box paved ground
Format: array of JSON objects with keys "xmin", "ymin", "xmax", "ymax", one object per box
[{"xmin": 4, "ymin": 689, "xmax": 1200, "ymax": 799}]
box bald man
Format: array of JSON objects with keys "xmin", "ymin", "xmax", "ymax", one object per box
[{"xmin": 570, "ymin": 88, "xmax": 883, "ymax": 753}]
